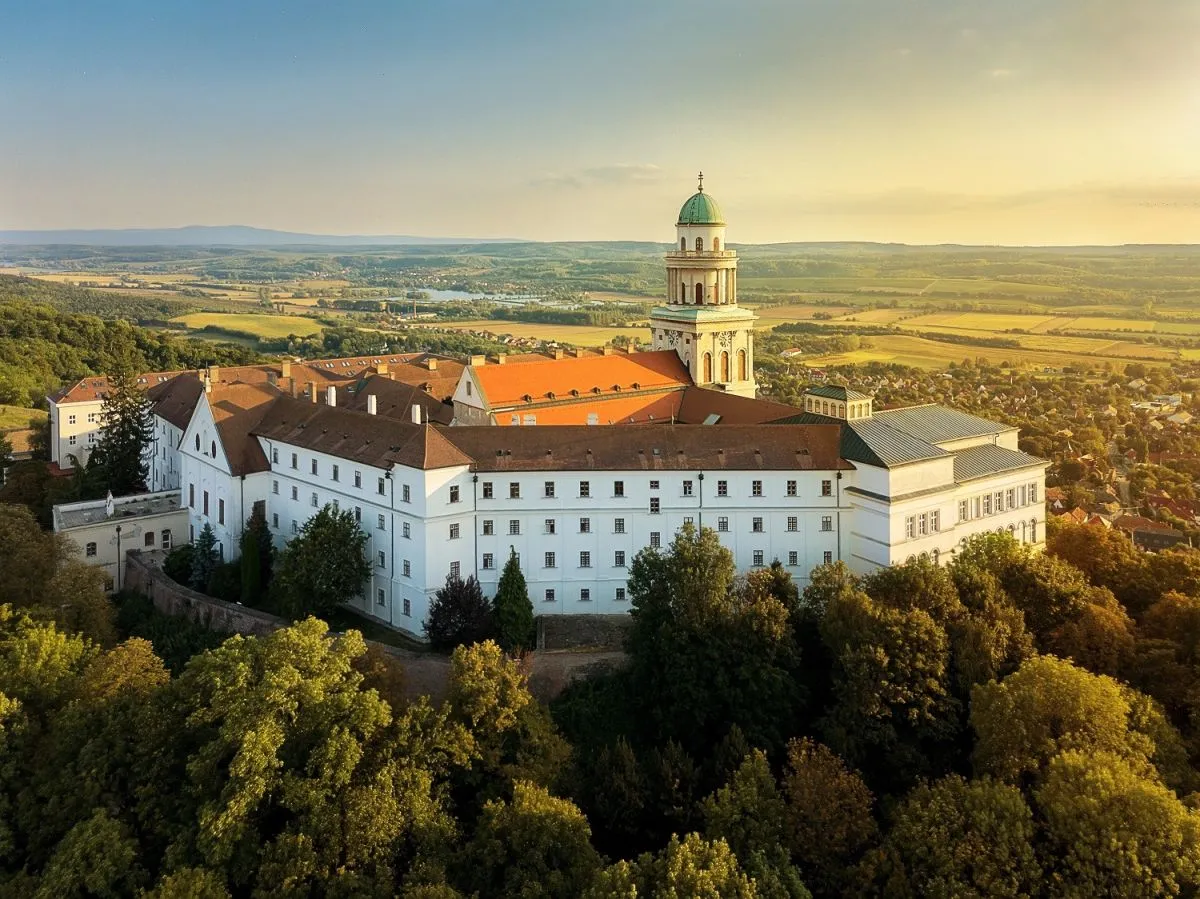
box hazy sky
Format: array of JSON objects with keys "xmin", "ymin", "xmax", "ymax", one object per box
[{"xmin": 3, "ymin": 0, "xmax": 1199, "ymax": 244}]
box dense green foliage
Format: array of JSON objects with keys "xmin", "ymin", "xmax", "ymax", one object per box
[
  {"xmin": 492, "ymin": 551, "xmax": 534, "ymax": 652},
  {"xmin": 426, "ymin": 574, "xmax": 495, "ymax": 650},
  {"xmin": 273, "ymin": 504, "xmax": 370, "ymax": 619}
]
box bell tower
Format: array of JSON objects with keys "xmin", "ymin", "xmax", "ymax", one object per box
[{"xmin": 650, "ymin": 174, "xmax": 757, "ymax": 398}]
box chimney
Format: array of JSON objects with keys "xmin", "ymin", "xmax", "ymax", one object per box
[
  {"xmin": 288, "ymin": 378, "xmax": 297, "ymax": 398},
  {"xmin": 553, "ymin": 348, "xmax": 564, "ymax": 360},
  {"xmin": 308, "ymin": 382, "xmax": 318, "ymax": 403},
  {"xmin": 203, "ymin": 373, "xmax": 212, "ymax": 394},
  {"xmin": 496, "ymin": 353, "xmax": 507, "ymax": 365},
  {"xmin": 470, "ymin": 354, "xmax": 486, "ymax": 367},
  {"xmin": 426, "ymin": 357, "xmax": 438, "ymax": 371},
  {"xmin": 326, "ymin": 385, "xmax": 336, "ymax": 407},
  {"xmin": 207, "ymin": 365, "xmax": 220, "ymax": 383},
  {"xmin": 411, "ymin": 404, "xmax": 422, "ymax": 424},
  {"xmin": 367, "ymin": 394, "xmax": 378, "ymax": 415},
  {"xmin": 280, "ymin": 360, "xmax": 292, "ymax": 378},
  {"xmin": 602, "ymin": 346, "xmax": 613, "ymax": 356},
  {"xmin": 377, "ymin": 362, "xmax": 389, "ymax": 376}
]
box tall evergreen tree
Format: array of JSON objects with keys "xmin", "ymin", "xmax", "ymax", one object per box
[
  {"xmin": 239, "ymin": 508, "xmax": 274, "ymax": 605},
  {"xmin": 190, "ymin": 524, "xmax": 219, "ymax": 592},
  {"xmin": 493, "ymin": 549, "xmax": 534, "ymax": 652},
  {"xmin": 87, "ymin": 369, "xmax": 154, "ymax": 496}
]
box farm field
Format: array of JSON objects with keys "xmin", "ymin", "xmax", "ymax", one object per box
[
  {"xmin": 0, "ymin": 406, "xmax": 46, "ymax": 429},
  {"xmin": 800, "ymin": 333, "xmax": 1175, "ymax": 372},
  {"xmin": 419, "ymin": 320, "xmax": 652, "ymax": 347},
  {"xmin": 171, "ymin": 312, "xmax": 323, "ymax": 339},
  {"xmin": 745, "ymin": 304, "xmax": 857, "ymax": 326},
  {"xmin": 739, "ymin": 275, "xmax": 1066, "ymax": 296},
  {"xmin": 884, "ymin": 311, "xmax": 1200, "ymax": 339}
]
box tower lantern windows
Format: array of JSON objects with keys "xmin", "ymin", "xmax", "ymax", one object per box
[
  {"xmin": 695, "ymin": 236, "xmax": 703, "ymax": 251},
  {"xmin": 713, "ymin": 237, "xmax": 720, "ymax": 251},
  {"xmin": 695, "ymin": 283, "xmax": 703, "ymax": 304},
  {"xmin": 681, "ymin": 237, "xmax": 687, "ymax": 251}
]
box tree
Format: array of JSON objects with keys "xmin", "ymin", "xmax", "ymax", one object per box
[
  {"xmin": 238, "ymin": 508, "xmax": 273, "ymax": 605},
  {"xmin": 189, "ymin": 523, "xmax": 219, "ymax": 592},
  {"xmin": 879, "ymin": 775, "xmax": 1040, "ymax": 898},
  {"xmin": 426, "ymin": 575, "xmax": 494, "ymax": 651},
  {"xmin": 273, "ymin": 504, "xmax": 370, "ymax": 619},
  {"xmin": 86, "ymin": 369, "xmax": 153, "ymax": 496},
  {"xmin": 492, "ymin": 550, "xmax": 533, "ymax": 652},
  {"xmin": 1034, "ymin": 750, "xmax": 1200, "ymax": 896},
  {"xmin": 458, "ymin": 781, "xmax": 601, "ymax": 898},
  {"xmin": 586, "ymin": 833, "xmax": 758, "ymax": 899}
]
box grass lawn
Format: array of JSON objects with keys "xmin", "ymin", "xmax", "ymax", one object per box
[
  {"xmin": 0, "ymin": 406, "xmax": 46, "ymax": 429},
  {"xmin": 171, "ymin": 312, "xmax": 323, "ymax": 339}
]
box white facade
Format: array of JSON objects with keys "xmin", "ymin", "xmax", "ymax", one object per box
[{"xmin": 47, "ymin": 395, "xmax": 104, "ymax": 467}]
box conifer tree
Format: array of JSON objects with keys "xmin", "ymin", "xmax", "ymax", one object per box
[
  {"xmin": 493, "ymin": 549, "xmax": 534, "ymax": 652},
  {"xmin": 88, "ymin": 369, "xmax": 154, "ymax": 496},
  {"xmin": 190, "ymin": 524, "xmax": 219, "ymax": 592},
  {"xmin": 239, "ymin": 508, "xmax": 273, "ymax": 605}
]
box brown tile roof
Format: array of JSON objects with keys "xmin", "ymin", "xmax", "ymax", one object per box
[
  {"xmin": 252, "ymin": 396, "xmax": 473, "ymax": 471},
  {"xmin": 340, "ymin": 374, "xmax": 455, "ymax": 426},
  {"xmin": 147, "ymin": 374, "xmax": 206, "ymax": 430},
  {"xmin": 676, "ymin": 387, "xmax": 800, "ymax": 424},
  {"xmin": 445, "ymin": 422, "xmax": 851, "ymax": 472},
  {"xmin": 469, "ymin": 350, "xmax": 692, "ymax": 409},
  {"xmin": 207, "ymin": 382, "xmax": 282, "ymax": 476},
  {"xmin": 492, "ymin": 390, "xmax": 685, "ymax": 426}
]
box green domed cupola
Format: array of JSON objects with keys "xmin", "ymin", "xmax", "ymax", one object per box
[{"xmin": 677, "ymin": 190, "xmax": 724, "ymax": 226}]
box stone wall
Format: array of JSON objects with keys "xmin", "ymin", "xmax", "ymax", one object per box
[{"xmin": 538, "ymin": 614, "xmax": 632, "ymax": 650}]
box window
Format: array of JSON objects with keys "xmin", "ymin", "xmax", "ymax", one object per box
[
  {"xmin": 482, "ymin": 553, "xmax": 494, "ymax": 569},
  {"xmin": 788, "ymin": 551, "xmax": 798, "ymax": 566},
  {"xmin": 545, "ymin": 552, "xmax": 556, "ymax": 568},
  {"xmin": 752, "ymin": 480, "xmax": 763, "ymax": 497},
  {"xmin": 189, "ymin": 484, "xmax": 195, "ymax": 508},
  {"xmin": 753, "ymin": 550, "xmax": 764, "ymax": 566},
  {"xmin": 354, "ymin": 471, "xmax": 362, "ymax": 488},
  {"xmin": 291, "ymin": 485, "xmax": 298, "ymax": 501},
  {"xmin": 580, "ymin": 517, "xmax": 591, "ymax": 533},
  {"xmin": 203, "ymin": 491, "xmax": 210, "ymax": 516},
  {"xmin": 162, "ymin": 529, "xmax": 172, "ymax": 550},
  {"xmin": 311, "ymin": 459, "xmax": 318, "ymax": 475},
  {"xmin": 377, "ymin": 589, "xmax": 386, "ymax": 606},
  {"xmin": 402, "ymin": 484, "xmax": 411, "ymax": 503},
  {"xmin": 509, "ymin": 482, "xmax": 520, "ymax": 499},
  {"xmin": 718, "ymin": 516, "xmax": 729, "ymax": 532},
  {"xmin": 68, "ymin": 414, "xmax": 77, "ymax": 425},
  {"xmin": 752, "ymin": 517, "xmax": 764, "ymax": 533},
  {"xmin": 1029, "ymin": 482, "xmax": 1039, "ymax": 503},
  {"xmin": 403, "ymin": 522, "xmax": 411, "ymax": 538},
  {"xmin": 931, "ymin": 510, "xmax": 940, "ymax": 533},
  {"xmin": 450, "ymin": 485, "xmax": 460, "ymax": 503},
  {"xmin": 614, "ymin": 518, "xmax": 625, "ymax": 534},
  {"xmin": 272, "ymin": 513, "xmax": 279, "ymax": 529},
  {"xmin": 403, "ymin": 598, "xmax": 411, "ymax": 617},
  {"xmin": 615, "ymin": 550, "xmax": 626, "ymax": 567},
  {"xmin": 906, "ymin": 516, "xmax": 917, "ymax": 539},
  {"xmin": 717, "ymin": 480, "xmax": 728, "ymax": 497},
  {"xmin": 580, "ymin": 588, "xmax": 591, "ymax": 602},
  {"xmin": 332, "ymin": 464, "xmax": 339, "ymax": 482},
  {"xmin": 614, "ymin": 480, "xmax": 625, "ymax": 497},
  {"xmin": 1030, "ymin": 518, "xmax": 1038, "ymax": 542},
  {"xmin": 1006, "ymin": 488, "xmax": 1015, "ymax": 510},
  {"xmin": 544, "ymin": 481, "xmax": 555, "ymax": 498},
  {"xmin": 684, "ymin": 516, "xmax": 693, "ymax": 526},
  {"xmin": 650, "ymin": 532, "xmax": 661, "ymax": 548},
  {"xmin": 377, "ymin": 513, "xmax": 385, "ymax": 530},
  {"xmin": 821, "ymin": 516, "xmax": 833, "ymax": 532},
  {"xmin": 311, "ymin": 492, "xmax": 318, "ymax": 508},
  {"xmin": 68, "ymin": 435, "xmax": 76, "ymax": 446},
  {"xmin": 449, "ymin": 523, "xmax": 460, "ymax": 540},
  {"xmin": 580, "ymin": 551, "xmax": 591, "ymax": 568},
  {"xmin": 983, "ymin": 494, "xmax": 993, "ymax": 515},
  {"xmin": 682, "ymin": 480, "xmax": 693, "ymax": 496},
  {"xmin": 143, "ymin": 530, "xmax": 155, "ymax": 548},
  {"xmin": 918, "ymin": 513, "xmax": 928, "ymax": 536},
  {"xmin": 272, "ymin": 448, "xmax": 279, "ymax": 465},
  {"xmin": 509, "ymin": 520, "xmax": 520, "ymax": 535},
  {"xmin": 649, "ymin": 497, "xmax": 660, "ymax": 515},
  {"xmin": 291, "ymin": 520, "xmax": 298, "ymax": 535},
  {"xmin": 649, "ymin": 480, "xmax": 659, "ymax": 490},
  {"xmin": 483, "ymin": 519, "xmax": 494, "ymax": 535},
  {"xmin": 378, "ymin": 551, "xmax": 386, "ymax": 568},
  {"xmin": 85, "ymin": 542, "xmax": 97, "ymax": 557},
  {"xmin": 218, "ymin": 499, "xmax": 225, "ymax": 525},
  {"xmin": 449, "ymin": 561, "xmax": 460, "ymax": 579},
  {"xmin": 995, "ymin": 491, "xmax": 1005, "ymax": 512},
  {"xmin": 787, "ymin": 516, "xmax": 798, "ymax": 532},
  {"xmin": 403, "ymin": 560, "xmax": 411, "ymax": 577},
  {"xmin": 377, "ymin": 477, "xmax": 386, "ymax": 495},
  {"xmin": 823, "ymin": 551, "xmax": 833, "ymax": 564},
  {"xmin": 545, "ymin": 518, "xmax": 557, "ymax": 535},
  {"xmin": 821, "ymin": 480, "xmax": 833, "ymax": 497},
  {"xmin": 544, "ymin": 589, "xmax": 556, "ymax": 603},
  {"xmin": 272, "ymin": 479, "xmax": 279, "ymax": 495},
  {"xmin": 482, "ymin": 481, "xmax": 494, "ymax": 499},
  {"xmin": 1019, "ymin": 484, "xmax": 1028, "ymax": 506},
  {"xmin": 787, "ymin": 480, "xmax": 797, "ymax": 497},
  {"xmin": 615, "ymin": 587, "xmax": 627, "ymax": 602},
  {"xmin": 579, "ymin": 481, "xmax": 590, "ymax": 498},
  {"xmin": 958, "ymin": 500, "xmax": 969, "ymax": 522}
]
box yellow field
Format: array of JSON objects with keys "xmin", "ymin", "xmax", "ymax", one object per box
[
  {"xmin": 419, "ymin": 320, "xmax": 652, "ymax": 347},
  {"xmin": 833, "ymin": 308, "xmax": 913, "ymax": 324},
  {"xmin": 0, "ymin": 406, "xmax": 47, "ymax": 429},
  {"xmin": 171, "ymin": 312, "xmax": 323, "ymax": 339},
  {"xmin": 746, "ymin": 304, "xmax": 856, "ymax": 326}
]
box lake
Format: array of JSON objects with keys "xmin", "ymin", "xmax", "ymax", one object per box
[{"xmin": 383, "ymin": 289, "xmax": 544, "ymax": 305}]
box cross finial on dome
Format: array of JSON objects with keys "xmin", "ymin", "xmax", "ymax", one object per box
[{"xmin": 697, "ymin": 171, "xmax": 704, "ymax": 192}]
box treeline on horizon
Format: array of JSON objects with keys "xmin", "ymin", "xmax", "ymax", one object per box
[{"xmin": 2, "ymin": 505, "xmax": 1200, "ymax": 896}]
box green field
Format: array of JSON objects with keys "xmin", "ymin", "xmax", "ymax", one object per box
[
  {"xmin": 739, "ymin": 276, "xmax": 1065, "ymax": 296},
  {"xmin": 171, "ymin": 312, "xmax": 323, "ymax": 339},
  {"xmin": 422, "ymin": 320, "xmax": 652, "ymax": 347},
  {"xmin": 0, "ymin": 406, "xmax": 46, "ymax": 430}
]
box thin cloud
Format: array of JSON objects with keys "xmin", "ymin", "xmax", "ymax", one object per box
[{"xmin": 532, "ymin": 163, "xmax": 663, "ymax": 190}]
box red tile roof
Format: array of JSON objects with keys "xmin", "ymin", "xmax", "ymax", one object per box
[
  {"xmin": 469, "ymin": 350, "xmax": 692, "ymax": 409},
  {"xmin": 493, "ymin": 391, "xmax": 685, "ymax": 426},
  {"xmin": 207, "ymin": 383, "xmax": 282, "ymax": 476}
]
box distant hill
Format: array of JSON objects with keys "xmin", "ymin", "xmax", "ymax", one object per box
[{"xmin": 0, "ymin": 225, "xmax": 520, "ymax": 247}]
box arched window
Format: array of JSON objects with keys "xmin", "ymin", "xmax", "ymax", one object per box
[
  {"xmin": 680, "ymin": 237, "xmax": 687, "ymax": 251},
  {"xmin": 1008, "ymin": 524, "xmax": 1016, "ymax": 537},
  {"xmin": 695, "ymin": 237, "xmax": 703, "ymax": 251},
  {"xmin": 703, "ymin": 353, "xmax": 712, "ymax": 383},
  {"xmin": 695, "ymin": 283, "xmax": 704, "ymax": 304},
  {"xmin": 1021, "ymin": 521, "xmax": 1028, "ymax": 543},
  {"xmin": 161, "ymin": 529, "xmax": 172, "ymax": 550},
  {"xmin": 822, "ymin": 401, "xmax": 830, "ymax": 415},
  {"xmin": 720, "ymin": 351, "xmax": 730, "ymax": 382},
  {"xmin": 211, "ymin": 441, "xmax": 217, "ymax": 458},
  {"xmin": 737, "ymin": 349, "xmax": 747, "ymax": 381},
  {"xmin": 932, "ymin": 548, "xmax": 940, "ymax": 566},
  {"xmin": 680, "ymin": 282, "xmax": 687, "ymax": 302},
  {"xmin": 85, "ymin": 542, "xmax": 97, "ymax": 557},
  {"xmin": 1030, "ymin": 518, "xmax": 1038, "ymax": 542},
  {"xmin": 194, "ymin": 434, "xmax": 200, "ymax": 451},
  {"xmin": 713, "ymin": 237, "xmax": 720, "ymax": 251},
  {"xmin": 144, "ymin": 531, "xmax": 154, "ymax": 547}
]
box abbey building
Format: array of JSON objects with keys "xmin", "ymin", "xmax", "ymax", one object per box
[{"xmin": 47, "ymin": 180, "xmax": 1047, "ymax": 636}]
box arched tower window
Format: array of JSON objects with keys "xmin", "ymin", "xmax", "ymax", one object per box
[
  {"xmin": 695, "ymin": 237, "xmax": 703, "ymax": 252},
  {"xmin": 737, "ymin": 349, "xmax": 747, "ymax": 381},
  {"xmin": 680, "ymin": 282, "xmax": 686, "ymax": 302},
  {"xmin": 680, "ymin": 237, "xmax": 687, "ymax": 251},
  {"xmin": 695, "ymin": 283, "xmax": 703, "ymax": 304},
  {"xmin": 713, "ymin": 237, "xmax": 720, "ymax": 251},
  {"xmin": 720, "ymin": 351, "xmax": 730, "ymax": 382},
  {"xmin": 703, "ymin": 353, "xmax": 712, "ymax": 383}
]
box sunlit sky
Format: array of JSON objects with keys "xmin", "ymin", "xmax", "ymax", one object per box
[{"xmin": 3, "ymin": 0, "xmax": 1199, "ymax": 244}]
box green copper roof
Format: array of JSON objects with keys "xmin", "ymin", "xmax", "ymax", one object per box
[{"xmin": 678, "ymin": 191, "xmax": 725, "ymax": 226}]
